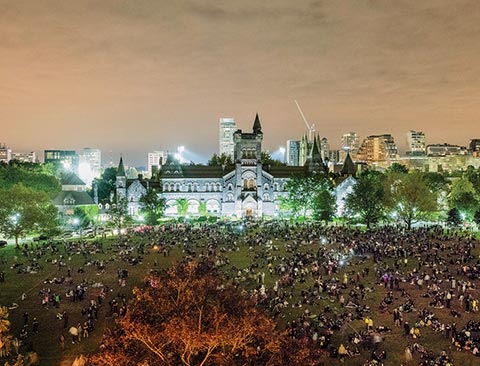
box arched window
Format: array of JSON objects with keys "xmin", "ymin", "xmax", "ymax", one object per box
[
  {"xmin": 243, "ymin": 180, "xmax": 248, "ymax": 189},
  {"xmin": 264, "ymin": 183, "xmax": 269, "ymax": 191},
  {"xmin": 263, "ymin": 193, "xmax": 270, "ymax": 201},
  {"xmin": 249, "ymin": 179, "xmax": 254, "ymax": 189},
  {"xmin": 226, "ymin": 193, "xmax": 234, "ymax": 202},
  {"xmin": 227, "ymin": 183, "xmax": 233, "ymax": 191}
]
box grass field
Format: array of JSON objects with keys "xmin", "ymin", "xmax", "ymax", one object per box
[{"xmin": 0, "ymin": 224, "xmax": 479, "ymax": 366}]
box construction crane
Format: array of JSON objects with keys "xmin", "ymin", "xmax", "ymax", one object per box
[{"xmin": 294, "ymin": 100, "xmax": 315, "ymax": 142}]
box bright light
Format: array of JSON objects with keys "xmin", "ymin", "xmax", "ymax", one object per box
[
  {"xmin": 62, "ymin": 160, "xmax": 72, "ymax": 171},
  {"xmin": 72, "ymin": 218, "xmax": 80, "ymax": 225},
  {"xmin": 279, "ymin": 147, "xmax": 286, "ymax": 154},
  {"xmin": 177, "ymin": 146, "xmax": 185, "ymax": 153},
  {"xmin": 138, "ymin": 215, "xmax": 144, "ymax": 222},
  {"xmin": 339, "ymin": 259, "xmax": 345, "ymax": 266},
  {"xmin": 78, "ymin": 162, "xmax": 94, "ymax": 187},
  {"xmin": 320, "ymin": 236, "xmax": 328, "ymax": 245},
  {"xmin": 10, "ymin": 213, "xmax": 20, "ymax": 224}
]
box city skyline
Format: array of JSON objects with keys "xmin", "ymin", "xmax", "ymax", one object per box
[{"xmin": 2, "ymin": 1, "xmax": 480, "ymax": 165}]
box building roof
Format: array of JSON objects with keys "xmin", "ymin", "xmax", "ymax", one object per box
[
  {"xmin": 340, "ymin": 152, "xmax": 357, "ymax": 176},
  {"xmin": 52, "ymin": 191, "xmax": 95, "ymax": 206},
  {"xmin": 266, "ymin": 166, "xmax": 307, "ymax": 178},
  {"xmin": 161, "ymin": 164, "xmax": 235, "ymax": 179},
  {"xmin": 117, "ymin": 156, "xmax": 126, "ymax": 177},
  {"xmin": 252, "ymin": 113, "xmax": 262, "ymax": 134},
  {"xmin": 61, "ymin": 172, "xmax": 86, "ymax": 186}
]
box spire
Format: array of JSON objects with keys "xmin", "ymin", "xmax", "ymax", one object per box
[
  {"xmin": 310, "ymin": 134, "xmax": 322, "ymax": 161},
  {"xmin": 117, "ymin": 156, "xmax": 126, "ymax": 177},
  {"xmin": 252, "ymin": 113, "xmax": 262, "ymax": 134},
  {"xmin": 340, "ymin": 151, "xmax": 356, "ymax": 176}
]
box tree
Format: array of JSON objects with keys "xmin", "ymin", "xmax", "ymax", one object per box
[
  {"xmin": 446, "ymin": 208, "xmax": 461, "ymax": 227},
  {"xmin": 280, "ymin": 175, "xmax": 311, "ymax": 218},
  {"xmin": 261, "ymin": 151, "xmax": 285, "ymax": 167},
  {"xmin": 0, "ymin": 306, "xmax": 12, "ymax": 357},
  {"xmin": 474, "ymin": 209, "xmax": 480, "ymax": 227},
  {"xmin": 384, "ymin": 171, "xmax": 438, "ymax": 229},
  {"xmin": 208, "ymin": 153, "xmax": 233, "ymax": 166},
  {"xmin": 449, "ymin": 176, "xmax": 479, "ymax": 220},
  {"xmin": 346, "ymin": 171, "xmax": 385, "ymax": 228},
  {"xmin": 386, "ymin": 163, "xmax": 409, "ymax": 174},
  {"xmin": 0, "ymin": 161, "xmax": 61, "ymax": 196},
  {"xmin": 176, "ymin": 198, "xmax": 190, "ymax": 217},
  {"xmin": 139, "ymin": 188, "xmax": 166, "ymax": 225},
  {"xmin": 311, "ymin": 175, "xmax": 336, "ymax": 222},
  {"xmin": 92, "ymin": 167, "xmax": 117, "ymax": 203},
  {"xmin": 107, "ymin": 199, "xmax": 132, "ymax": 234},
  {"xmin": 0, "ymin": 184, "xmax": 58, "ymax": 246},
  {"xmin": 90, "ymin": 260, "xmax": 326, "ymax": 366},
  {"xmin": 73, "ymin": 205, "xmax": 99, "ymax": 229},
  {"xmin": 198, "ymin": 201, "xmax": 207, "ymax": 216}
]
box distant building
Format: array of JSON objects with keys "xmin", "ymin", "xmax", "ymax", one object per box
[
  {"xmin": 119, "ymin": 114, "xmax": 336, "ymax": 218},
  {"xmin": 0, "ymin": 144, "xmax": 12, "ymax": 163},
  {"xmin": 320, "ymin": 137, "xmax": 330, "ymax": 162},
  {"xmin": 469, "ymin": 139, "xmax": 480, "ymax": 156},
  {"xmin": 299, "ymin": 135, "xmax": 312, "ymax": 166},
  {"xmin": 328, "ymin": 150, "xmax": 340, "ymax": 165},
  {"xmin": 219, "ymin": 118, "xmax": 237, "ymax": 158},
  {"xmin": 44, "ymin": 150, "xmax": 79, "ymax": 172},
  {"xmin": 147, "ymin": 150, "xmax": 168, "ymax": 177},
  {"xmin": 82, "ymin": 148, "xmax": 101, "ymax": 175},
  {"xmin": 339, "ymin": 132, "xmax": 360, "ymax": 161},
  {"xmin": 426, "ymin": 143, "xmax": 468, "ymax": 157},
  {"xmin": 11, "ymin": 151, "xmax": 36, "ymax": 163},
  {"xmin": 357, "ymin": 134, "xmax": 398, "ymax": 165},
  {"xmin": 406, "ymin": 130, "xmax": 426, "ymax": 156},
  {"xmin": 286, "ymin": 140, "xmax": 300, "ymax": 166},
  {"xmin": 52, "ymin": 172, "xmax": 96, "ymax": 221}
]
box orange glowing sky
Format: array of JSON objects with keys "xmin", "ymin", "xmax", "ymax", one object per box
[{"xmin": 1, "ymin": 0, "xmax": 480, "ymax": 165}]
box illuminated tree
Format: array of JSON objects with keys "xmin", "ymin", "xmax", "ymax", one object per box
[
  {"xmin": 176, "ymin": 198, "xmax": 189, "ymax": 217},
  {"xmin": 139, "ymin": 188, "xmax": 165, "ymax": 225},
  {"xmin": 91, "ymin": 260, "xmax": 326, "ymax": 366},
  {"xmin": 0, "ymin": 184, "xmax": 58, "ymax": 246},
  {"xmin": 107, "ymin": 198, "xmax": 132, "ymax": 234},
  {"xmin": 384, "ymin": 171, "xmax": 438, "ymax": 229},
  {"xmin": 346, "ymin": 170, "xmax": 385, "ymax": 228},
  {"xmin": 449, "ymin": 176, "xmax": 479, "ymax": 220},
  {"xmin": 207, "ymin": 153, "xmax": 233, "ymax": 166}
]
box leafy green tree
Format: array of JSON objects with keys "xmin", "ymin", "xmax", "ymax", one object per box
[
  {"xmin": 0, "ymin": 184, "xmax": 58, "ymax": 246},
  {"xmin": 465, "ymin": 166, "xmax": 480, "ymax": 196},
  {"xmin": 175, "ymin": 198, "xmax": 189, "ymax": 217},
  {"xmin": 139, "ymin": 188, "xmax": 166, "ymax": 225},
  {"xmin": 198, "ymin": 201, "xmax": 207, "ymax": 216},
  {"xmin": 346, "ymin": 171, "xmax": 385, "ymax": 228},
  {"xmin": 280, "ymin": 175, "xmax": 311, "ymax": 218},
  {"xmin": 446, "ymin": 208, "xmax": 461, "ymax": 227},
  {"xmin": 449, "ymin": 176, "xmax": 479, "ymax": 220},
  {"xmin": 474, "ymin": 209, "xmax": 480, "ymax": 227},
  {"xmin": 208, "ymin": 153, "xmax": 233, "ymax": 166},
  {"xmin": 261, "ymin": 151, "xmax": 286, "ymax": 166},
  {"xmin": 74, "ymin": 205, "xmax": 99, "ymax": 229},
  {"xmin": 384, "ymin": 171, "xmax": 438, "ymax": 229},
  {"xmin": 0, "ymin": 161, "xmax": 61, "ymax": 196},
  {"xmin": 311, "ymin": 175, "xmax": 336, "ymax": 221},
  {"xmin": 386, "ymin": 163, "xmax": 409, "ymax": 174},
  {"xmin": 107, "ymin": 198, "xmax": 132, "ymax": 234},
  {"xmin": 92, "ymin": 167, "xmax": 117, "ymax": 203}
]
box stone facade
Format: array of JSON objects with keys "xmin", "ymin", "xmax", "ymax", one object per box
[{"xmin": 118, "ymin": 114, "xmax": 338, "ymax": 218}]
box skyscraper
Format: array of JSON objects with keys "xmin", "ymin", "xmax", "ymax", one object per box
[
  {"xmin": 340, "ymin": 132, "xmax": 360, "ymax": 161},
  {"xmin": 219, "ymin": 118, "xmax": 237, "ymax": 158},
  {"xmin": 286, "ymin": 140, "xmax": 300, "ymax": 166},
  {"xmin": 406, "ymin": 130, "xmax": 426, "ymax": 156},
  {"xmin": 147, "ymin": 151, "xmax": 168, "ymax": 176},
  {"xmin": 357, "ymin": 134, "xmax": 398, "ymax": 164}
]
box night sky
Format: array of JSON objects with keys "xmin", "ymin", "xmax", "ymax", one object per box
[{"xmin": 2, "ymin": 0, "xmax": 480, "ymax": 166}]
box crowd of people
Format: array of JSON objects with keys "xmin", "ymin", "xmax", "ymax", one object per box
[{"xmin": 1, "ymin": 221, "xmax": 480, "ymax": 365}]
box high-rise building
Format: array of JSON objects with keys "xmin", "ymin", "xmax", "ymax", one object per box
[
  {"xmin": 339, "ymin": 132, "xmax": 360, "ymax": 161},
  {"xmin": 82, "ymin": 148, "xmax": 101, "ymax": 175},
  {"xmin": 0, "ymin": 144, "xmax": 12, "ymax": 163},
  {"xmin": 286, "ymin": 140, "xmax": 300, "ymax": 166},
  {"xmin": 219, "ymin": 118, "xmax": 237, "ymax": 158},
  {"xmin": 44, "ymin": 150, "xmax": 79, "ymax": 172},
  {"xmin": 320, "ymin": 137, "xmax": 330, "ymax": 162},
  {"xmin": 299, "ymin": 134, "xmax": 312, "ymax": 166},
  {"xmin": 406, "ymin": 130, "xmax": 426, "ymax": 156},
  {"xmin": 147, "ymin": 150, "xmax": 168, "ymax": 176},
  {"xmin": 12, "ymin": 151, "xmax": 36, "ymax": 163},
  {"xmin": 357, "ymin": 134, "xmax": 398, "ymax": 165}
]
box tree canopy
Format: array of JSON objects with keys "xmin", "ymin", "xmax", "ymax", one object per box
[
  {"xmin": 207, "ymin": 153, "xmax": 233, "ymax": 166},
  {"xmin": 0, "ymin": 184, "xmax": 58, "ymax": 245},
  {"xmin": 91, "ymin": 260, "xmax": 325, "ymax": 366},
  {"xmin": 139, "ymin": 188, "xmax": 166, "ymax": 225}
]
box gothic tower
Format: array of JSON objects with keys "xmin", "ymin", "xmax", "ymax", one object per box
[{"xmin": 116, "ymin": 156, "xmax": 127, "ymax": 202}]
